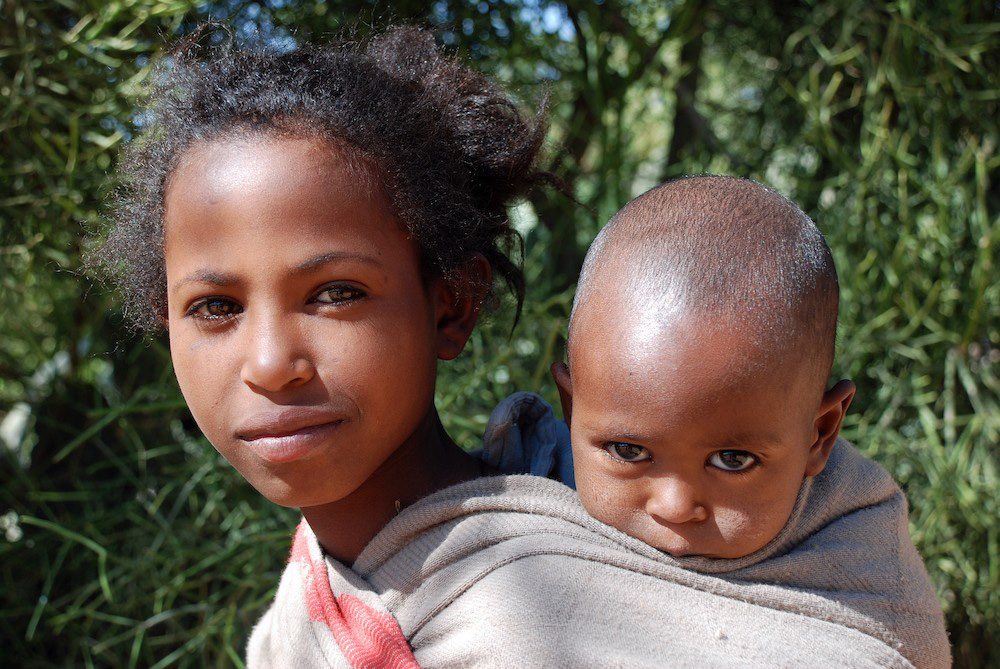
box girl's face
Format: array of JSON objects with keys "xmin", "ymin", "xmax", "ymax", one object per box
[{"xmin": 163, "ymin": 135, "xmax": 453, "ymax": 508}]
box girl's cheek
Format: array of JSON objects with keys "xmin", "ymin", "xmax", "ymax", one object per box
[{"xmin": 170, "ymin": 333, "xmax": 228, "ymax": 402}]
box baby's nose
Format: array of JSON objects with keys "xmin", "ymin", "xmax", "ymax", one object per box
[{"xmin": 645, "ymin": 476, "xmax": 708, "ymax": 525}]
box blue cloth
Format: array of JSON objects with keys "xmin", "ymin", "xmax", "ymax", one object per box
[{"xmin": 478, "ymin": 392, "xmax": 575, "ymax": 489}]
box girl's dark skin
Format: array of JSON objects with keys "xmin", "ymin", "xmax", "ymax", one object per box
[
  {"xmin": 163, "ymin": 135, "xmax": 488, "ymax": 563},
  {"xmin": 302, "ymin": 412, "xmax": 483, "ymax": 562},
  {"xmin": 99, "ymin": 27, "xmax": 546, "ymax": 562}
]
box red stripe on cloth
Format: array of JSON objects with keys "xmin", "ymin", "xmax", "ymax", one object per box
[{"xmin": 292, "ymin": 522, "xmax": 420, "ymax": 669}]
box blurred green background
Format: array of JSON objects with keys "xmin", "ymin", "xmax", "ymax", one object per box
[{"xmin": 1, "ymin": 0, "xmax": 997, "ymax": 666}]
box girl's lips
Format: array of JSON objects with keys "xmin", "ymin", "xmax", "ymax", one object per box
[
  {"xmin": 236, "ymin": 410, "xmax": 346, "ymax": 464},
  {"xmin": 240, "ymin": 420, "xmax": 344, "ymax": 464}
]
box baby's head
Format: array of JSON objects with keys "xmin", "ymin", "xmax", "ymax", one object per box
[{"xmin": 553, "ymin": 176, "xmax": 856, "ymax": 559}]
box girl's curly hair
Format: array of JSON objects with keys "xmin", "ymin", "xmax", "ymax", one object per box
[{"xmin": 97, "ymin": 25, "xmax": 547, "ymax": 330}]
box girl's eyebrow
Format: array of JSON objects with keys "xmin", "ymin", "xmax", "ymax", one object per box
[
  {"xmin": 292, "ymin": 251, "xmax": 382, "ymax": 275},
  {"xmin": 176, "ymin": 270, "xmax": 236, "ymax": 288},
  {"xmin": 174, "ymin": 252, "xmax": 383, "ymax": 289}
]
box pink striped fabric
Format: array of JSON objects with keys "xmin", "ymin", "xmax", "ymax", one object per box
[{"xmin": 291, "ymin": 522, "xmax": 420, "ymax": 669}]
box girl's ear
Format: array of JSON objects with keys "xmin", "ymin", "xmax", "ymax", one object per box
[
  {"xmin": 155, "ymin": 298, "xmax": 169, "ymax": 330},
  {"xmin": 434, "ymin": 254, "xmax": 491, "ymax": 361},
  {"xmin": 805, "ymin": 379, "xmax": 856, "ymax": 476},
  {"xmin": 550, "ymin": 361, "xmax": 574, "ymax": 426}
]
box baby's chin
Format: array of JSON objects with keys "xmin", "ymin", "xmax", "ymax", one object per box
[
  {"xmin": 621, "ymin": 526, "xmax": 700, "ymax": 557},
  {"xmin": 631, "ymin": 526, "xmax": 767, "ymax": 560},
  {"xmin": 585, "ymin": 503, "xmax": 778, "ymax": 559}
]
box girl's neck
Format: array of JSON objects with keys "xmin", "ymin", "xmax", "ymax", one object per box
[{"xmin": 300, "ymin": 408, "xmax": 482, "ymax": 565}]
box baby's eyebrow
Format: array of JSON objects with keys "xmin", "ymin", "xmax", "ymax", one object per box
[
  {"xmin": 716, "ymin": 433, "xmax": 783, "ymax": 451},
  {"xmin": 589, "ymin": 424, "xmax": 652, "ymax": 443}
]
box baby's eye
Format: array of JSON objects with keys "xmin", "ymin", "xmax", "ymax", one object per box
[
  {"xmin": 188, "ymin": 297, "xmax": 242, "ymax": 320},
  {"xmin": 314, "ymin": 284, "xmax": 366, "ymax": 304},
  {"xmin": 709, "ymin": 450, "xmax": 757, "ymax": 472},
  {"xmin": 604, "ymin": 442, "xmax": 651, "ymax": 463}
]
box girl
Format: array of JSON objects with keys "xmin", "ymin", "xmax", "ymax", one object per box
[
  {"xmin": 101, "ymin": 27, "xmax": 544, "ymax": 556},
  {"xmin": 97, "ymin": 26, "xmax": 557, "ymax": 666}
]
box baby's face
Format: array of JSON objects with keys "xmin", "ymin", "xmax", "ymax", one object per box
[{"xmin": 558, "ymin": 309, "xmax": 830, "ymax": 559}]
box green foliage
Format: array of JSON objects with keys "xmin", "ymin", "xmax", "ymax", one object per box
[{"xmin": 1, "ymin": 0, "xmax": 997, "ymax": 666}]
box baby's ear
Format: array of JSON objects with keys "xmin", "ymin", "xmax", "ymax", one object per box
[
  {"xmin": 550, "ymin": 362, "xmax": 574, "ymax": 426},
  {"xmin": 434, "ymin": 254, "xmax": 491, "ymax": 361},
  {"xmin": 805, "ymin": 379, "xmax": 856, "ymax": 476}
]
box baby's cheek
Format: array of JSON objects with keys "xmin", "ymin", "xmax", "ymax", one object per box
[
  {"xmin": 574, "ymin": 476, "xmax": 606, "ymax": 517},
  {"xmin": 577, "ymin": 473, "xmax": 635, "ymax": 530},
  {"xmin": 714, "ymin": 501, "xmax": 789, "ymax": 554},
  {"xmin": 572, "ymin": 451, "xmax": 609, "ymax": 498},
  {"xmin": 713, "ymin": 507, "xmax": 755, "ymax": 542}
]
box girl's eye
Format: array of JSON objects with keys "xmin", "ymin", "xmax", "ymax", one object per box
[
  {"xmin": 604, "ymin": 442, "xmax": 651, "ymax": 463},
  {"xmin": 188, "ymin": 298, "xmax": 242, "ymax": 320},
  {"xmin": 314, "ymin": 285, "xmax": 366, "ymax": 304},
  {"xmin": 709, "ymin": 450, "xmax": 757, "ymax": 472}
]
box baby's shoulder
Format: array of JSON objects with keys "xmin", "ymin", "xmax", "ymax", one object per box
[{"xmin": 477, "ymin": 392, "xmax": 575, "ymax": 487}]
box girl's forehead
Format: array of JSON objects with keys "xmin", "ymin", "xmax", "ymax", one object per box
[
  {"xmin": 167, "ymin": 135, "xmax": 390, "ymax": 217},
  {"xmin": 163, "ymin": 135, "xmax": 410, "ymax": 265},
  {"xmin": 175, "ymin": 133, "xmax": 376, "ymax": 184}
]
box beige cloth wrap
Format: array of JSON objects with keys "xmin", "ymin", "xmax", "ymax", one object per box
[{"xmin": 248, "ymin": 439, "xmax": 950, "ymax": 668}]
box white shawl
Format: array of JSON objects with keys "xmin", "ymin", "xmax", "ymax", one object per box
[{"xmin": 247, "ymin": 396, "xmax": 949, "ymax": 668}]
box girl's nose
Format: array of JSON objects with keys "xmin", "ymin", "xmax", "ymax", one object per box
[
  {"xmin": 645, "ymin": 476, "xmax": 708, "ymax": 525},
  {"xmin": 239, "ymin": 316, "xmax": 315, "ymax": 393}
]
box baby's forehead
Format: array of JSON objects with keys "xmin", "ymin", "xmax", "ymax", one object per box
[
  {"xmin": 575, "ymin": 299, "xmax": 758, "ymax": 367},
  {"xmin": 572, "ymin": 274, "xmax": 769, "ymax": 347},
  {"xmin": 570, "ymin": 295, "xmax": 807, "ymax": 389}
]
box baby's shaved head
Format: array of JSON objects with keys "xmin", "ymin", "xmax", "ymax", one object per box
[
  {"xmin": 570, "ymin": 176, "xmax": 839, "ymax": 384},
  {"xmin": 557, "ymin": 176, "xmax": 854, "ymax": 559}
]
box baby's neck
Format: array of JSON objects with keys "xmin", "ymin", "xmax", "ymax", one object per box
[{"xmin": 301, "ymin": 409, "xmax": 482, "ymax": 565}]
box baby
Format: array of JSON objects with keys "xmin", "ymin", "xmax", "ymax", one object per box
[
  {"xmin": 551, "ymin": 175, "xmax": 850, "ymax": 559},
  {"xmin": 542, "ymin": 176, "xmax": 951, "ymax": 666}
]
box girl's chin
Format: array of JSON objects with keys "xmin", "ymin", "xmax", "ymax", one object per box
[
  {"xmin": 252, "ymin": 486, "xmax": 344, "ymax": 510},
  {"xmin": 235, "ymin": 465, "xmax": 356, "ymax": 510}
]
